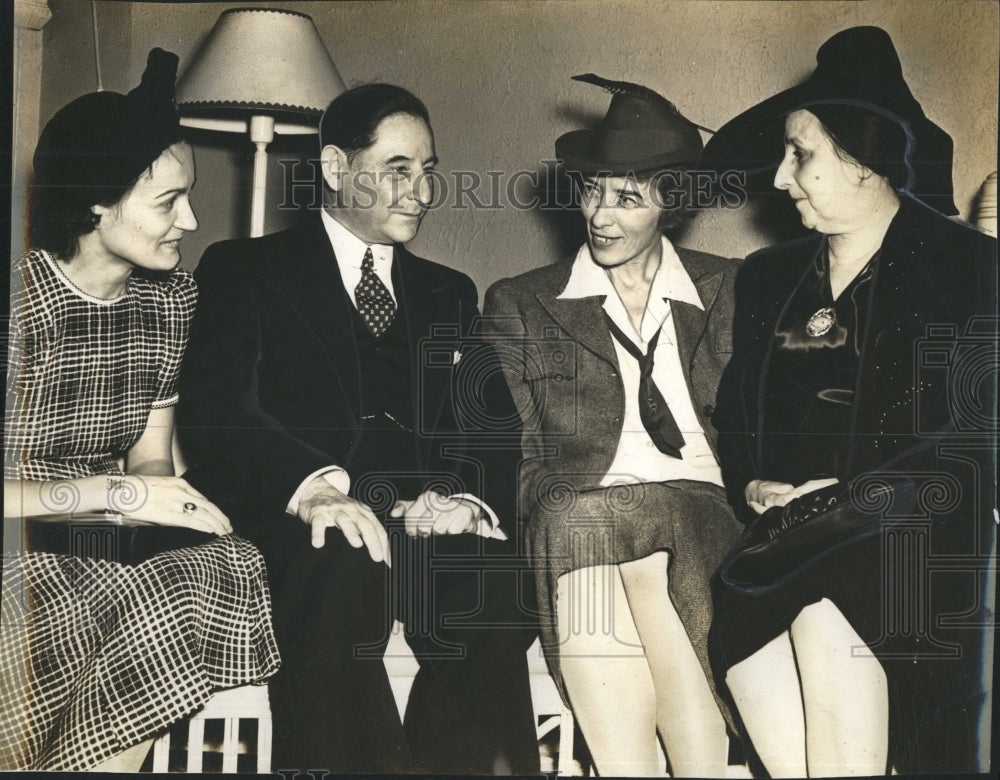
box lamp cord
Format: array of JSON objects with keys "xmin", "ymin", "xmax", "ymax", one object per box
[{"xmin": 91, "ymin": 0, "xmax": 104, "ymax": 91}]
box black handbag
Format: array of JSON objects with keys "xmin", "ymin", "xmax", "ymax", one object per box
[
  {"xmin": 720, "ymin": 475, "xmax": 916, "ymax": 590},
  {"xmin": 23, "ymin": 513, "xmax": 214, "ymax": 566}
]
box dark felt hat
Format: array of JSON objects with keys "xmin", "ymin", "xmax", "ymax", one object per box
[
  {"xmin": 701, "ymin": 26, "xmax": 957, "ymax": 215},
  {"xmin": 555, "ymin": 74, "xmax": 706, "ymax": 175},
  {"xmin": 33, "ymin": 48, "xmax": 182, "ymax": 198}
]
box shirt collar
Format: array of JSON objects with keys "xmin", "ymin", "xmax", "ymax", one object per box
[
  {"xmin": 320, "ymin": 208, "xmax": 394, "ymax": 267},
  {"xmin": 557, "ymin": 236, "xmax": 704, "ymax": 310}
]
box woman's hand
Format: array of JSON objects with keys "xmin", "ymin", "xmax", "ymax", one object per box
[
  {"xmin": 744, "ymin": 478, "xmax": 840, "ymax": 514},
  {"xmin": 745, "ymin": 480, "xmax": 795, "ymax": 514},
  {"xmin": 108, "ymin": 475, "xmax": 232, "ymax": 535},
  {"xmin": 782, "ymin": 478, "xmax": 840, "ymax": 505},
  {"xmin": 112, "ymin": 406, "xmax": 230, "ymax": 534}
]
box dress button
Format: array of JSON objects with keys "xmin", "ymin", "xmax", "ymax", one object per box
[{"xmin": 703, "ymin": 404, "xmax": 715, "ymax": 416}]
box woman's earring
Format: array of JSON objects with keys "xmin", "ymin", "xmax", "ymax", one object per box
[{"xmin": 89, "ymin": 213, "xmax": 101, "ymax": 227}]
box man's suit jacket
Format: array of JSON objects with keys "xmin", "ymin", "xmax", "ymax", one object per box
[
  {"xmin": 482, "ymin": 246, "xmax": 738, "ymax": 516},
  {"xmin": 177, "ymin": 216, "xmax": 521, "ymax": 541}
]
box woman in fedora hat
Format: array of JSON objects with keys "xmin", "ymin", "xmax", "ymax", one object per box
[
  {"xmin": 484, "ymin": 75, "xmax": 743, "ymax": 776},
  {"xmin": 705, "ymin": 27, "xmax": 997, "ymax": 775},
  {"xmin": 2, "ymin": 49, "xmax": 279, "ymax": 771}
]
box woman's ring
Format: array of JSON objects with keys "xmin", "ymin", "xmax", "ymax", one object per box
[{"xmin": 183, "ymin": 501, "xmax": 197, "ymax": 514}]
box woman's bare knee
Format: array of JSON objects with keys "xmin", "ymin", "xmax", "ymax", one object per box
[
  {"xmin": 791, "ymin": 598, "xmax": 881, "ymax": 663},
  {"xmin": 793, "ymin": 597, "xmax": 840, "ymax": 630}
]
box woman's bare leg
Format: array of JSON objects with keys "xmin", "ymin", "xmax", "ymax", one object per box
[
  {"xmin": 725, "ymin": 632, "xmax": 807, "ymax": 778},
  {"xmin": 790, "ymin": 598, "xmax": 888, "ymax": 777},
  {"xmin": 556, "ymin": 565, "xmax": 661, "ymax": 776},
  {"xmin": 88, "ymin": 738, "xmax": 153, "ymax": 773},
  {"xmin": 620, "ymin": 551, "xmax": 728, "ymax": 777}
]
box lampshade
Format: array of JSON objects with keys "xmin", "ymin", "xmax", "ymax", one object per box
[
  {"xmin": 175, "ymin": 8, "xmax": 347, "ymax": 238},
  {"xmin": 176, "ymin": 8, "xmax": 345, "ymax": 124}
]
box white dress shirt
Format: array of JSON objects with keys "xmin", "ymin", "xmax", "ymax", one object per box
[
  {"xmin": 558, "ymin": 236, "xmax": 724, "ymax": 488},
  {"xmin": 321, "ymin": 209, "xmax": 397, "ymax": 307},
  {"xmin": 286, "ymin": 210, "xmax": 505, "ymax": 539}
]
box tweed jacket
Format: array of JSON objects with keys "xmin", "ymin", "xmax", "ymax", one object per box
[{"xmin": 483, "ymin": 246, "xmax": 739, "ymax": 517}]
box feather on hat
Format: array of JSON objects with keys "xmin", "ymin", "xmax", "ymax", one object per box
[{"xmin": 555, "ymin": 74, "xmax": 707, "ymax": 175}]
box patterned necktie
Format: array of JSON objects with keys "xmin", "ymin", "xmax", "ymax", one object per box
[
  {"xmin": 603, "ymin": 313, "xmax": 686, "ymax": 458},
  {"xmin": 355, "ymin": 247, "xmax": 396, "ymax": 337}
]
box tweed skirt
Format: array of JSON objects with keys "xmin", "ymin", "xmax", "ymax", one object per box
[
  {"xmin": 0, "ymin": 534, "xmax": 281, "ymax": 771},
  {"xmin": 528, "ymin": 479, "xmax": 742, "ymax": 717}
]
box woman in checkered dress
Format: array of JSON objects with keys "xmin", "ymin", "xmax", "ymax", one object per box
[{"xmin": 1, "ymin": 50, "xmax": 280, "ymax": 772}]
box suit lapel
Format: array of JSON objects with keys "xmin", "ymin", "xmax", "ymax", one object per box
[
  {"xmin": 393, "ymin": 246, "xmax": 442, "ymax": 351},
  {"xmin": 537, "ymin": 288, "xmax": 618, "ymax": 368},
  {"xmin": 673, "ymin": 252, "xmax": 723, "ymax": 381},
  {"xmin": 276, "ymin": 219, "xmax": 362, "ymax": 423},
  {"xmin": 393, "ymin": 246, "xmax": 457, "ymax": 457},
  {"xmin": 538, "ymin": 253, "xmax": 725, "ymax": 375}
]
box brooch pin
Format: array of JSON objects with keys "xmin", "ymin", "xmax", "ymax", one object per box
[{"xmin": 805, "ymin": 306, "xmax": 836, "ymax": 337}]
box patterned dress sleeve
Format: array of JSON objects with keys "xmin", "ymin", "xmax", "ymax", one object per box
[
  {"xmin": 152, "ymin": 270, "xmax": 198, "ymax": 409},
  {"xmin": 4, "ymin": 301, "xmax": 25, "ymax": 478},
  {"xmin": 4, "ymin": 255, "xmax": 36, "ymax": 479}
]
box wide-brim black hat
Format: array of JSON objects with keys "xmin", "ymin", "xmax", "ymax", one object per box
[
  {"xmin": 701, "ymin": 26, "xmax": 957, "ymax": 215},
  {"xmin": 556, "ymin": 74, "xmax": 706, "ymax": 175}
]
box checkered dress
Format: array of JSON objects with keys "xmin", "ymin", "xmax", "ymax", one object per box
[{"xmin": 1, "ymin": 250, "xmax": 281, "ymax": 771}]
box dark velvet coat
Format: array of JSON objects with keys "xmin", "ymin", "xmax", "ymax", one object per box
[
  {"xmin": 713, "ymin": 193, "xmax": 997, "ymax": 773},
  {"xmin": 715, "ymin": 193, "xmax": 997, "ymax": 521}
]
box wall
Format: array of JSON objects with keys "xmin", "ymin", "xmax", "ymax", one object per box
[
  {"xmin": 10, "ymin": 0, "xmax": 54, "ymax": 260},
  {"xmin": 33, "ymin": 0, "xmax": 1000, "ymax": 296}
]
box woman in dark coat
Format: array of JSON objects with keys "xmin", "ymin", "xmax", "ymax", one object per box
[{"xmin": 705, "ymin": 27, "xmax": 997, "ymax": 776}]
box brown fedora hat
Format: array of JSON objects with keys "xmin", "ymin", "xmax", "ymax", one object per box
[
  {"xmin": 701, "ymin": 26, "xmax": 957, "ymax": 215},
  {"xmin": 555, "ymin": 74, "xmax": 707, "ymax": 175}
]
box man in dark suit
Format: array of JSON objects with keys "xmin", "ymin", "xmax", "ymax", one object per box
[{"xmin": 178, "ymin": 84, "xmax": 538, "ymax": 775}]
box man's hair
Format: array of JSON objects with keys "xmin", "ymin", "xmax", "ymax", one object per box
[{"xmin": 319, "ymin": 83, "xmax": 430, "ymax": 161}]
